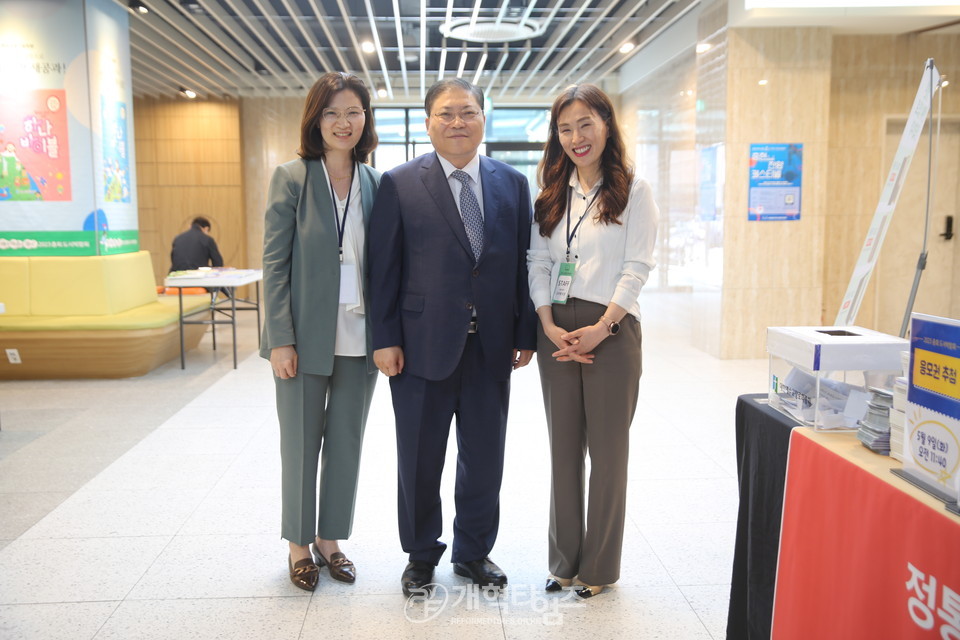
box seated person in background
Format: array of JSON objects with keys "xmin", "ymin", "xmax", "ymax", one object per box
[{"xmin": 170, "ymin": 216, "xmax": 224, "ymax": 272}]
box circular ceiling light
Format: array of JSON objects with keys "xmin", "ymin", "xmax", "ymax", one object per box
[{"xmin": 439, "ymin": 18, "xmax": 544, "ymax": 43}]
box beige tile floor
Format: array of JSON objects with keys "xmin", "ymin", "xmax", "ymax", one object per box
[{"xmin": 0, "ymin": 292, "xmax": 767, "ymax": 639}]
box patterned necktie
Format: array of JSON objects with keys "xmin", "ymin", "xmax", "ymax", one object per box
[{"xmin": 451, "ymin": 169, "xmax": 484, "ymax": 262}]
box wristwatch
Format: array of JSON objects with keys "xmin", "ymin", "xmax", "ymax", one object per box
[{"xmin": 599, "ymin": 315, "xmax": 620, "ymax": 336}]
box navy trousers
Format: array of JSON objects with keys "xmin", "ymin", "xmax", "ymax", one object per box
[{"xmin": 390, "ymin": 335, "xmax": 510, "ymax": 565}]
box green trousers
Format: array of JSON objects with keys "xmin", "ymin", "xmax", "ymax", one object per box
[{"xmin": 275, "ymin": 356, "xmax": 376, "ymax": 545}]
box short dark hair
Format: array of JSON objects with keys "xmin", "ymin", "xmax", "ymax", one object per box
[
  {"xmin": 424, "ymin": 78, "xmax": 484, "ymax": 115},
  {"xmin": 299, "ymin": 72, "xmax": 378, "ymax": 162},
  {"xmin": 192, "ymin": 216, "xmax": 211, "ymax": 229}
]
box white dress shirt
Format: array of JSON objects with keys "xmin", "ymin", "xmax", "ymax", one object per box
[
  {"xmin": 527, "ymin": 171, "xmax": 659, "ymax": 321},
  {"xmin": 436, "ymin": 153, "xmax": 484, "ymax": 218},
  {"xmin": 322, "ymin": 159, "xmax": 366, "ymax": 357}
]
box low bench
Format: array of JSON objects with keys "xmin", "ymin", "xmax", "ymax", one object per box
[{"xmin": 0, "ymin": 251, "xmax": 211, "ymax": 379}]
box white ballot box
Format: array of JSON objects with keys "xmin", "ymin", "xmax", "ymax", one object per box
[{"xmin": 767, "ymin": 326, "xmax": 908, "ymax": 431}]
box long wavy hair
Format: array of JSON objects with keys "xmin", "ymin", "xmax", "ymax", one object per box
[
  {"xmin": 534, "ymin": 84, "xmax": 633, "ymax": 237},
  {"xmin": 299, "ymin": 72, "xmax": 378, "ymax": 162}
]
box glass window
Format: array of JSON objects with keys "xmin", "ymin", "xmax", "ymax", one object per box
[
  {"xmin": 373, "ymin": 109, "xmax": 407, "ymax": 142},
  {"xmin": 373, "ymin": 143, "xmax": 408, "ymax": 173},
  {"xmin": 370, "ymin": 106, "xmax": 528, "ymax": 168},
  {"xmin": 408, "ymin": 116, "xmax": 429, "ymax": 143},
  {"xmin": 486, "ymin": 108, "xmax": 549, "ymax": 143}
]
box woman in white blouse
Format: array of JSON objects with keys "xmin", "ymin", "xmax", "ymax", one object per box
[
  {"xmin": 528, "ymin": 84, "xmax": 659, "ymax": 598},
  {"xmin": 261, "ymin": 73, "xmax": 380, "ymax": 591}
]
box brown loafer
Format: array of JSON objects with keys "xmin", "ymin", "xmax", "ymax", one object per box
[
  {"xmin": 312, "ymin": 544, "xmax": 356, "ymax": 584},
  {"xmin": 288, "ymin": 554, "xmax": 319, "ymax": 592}
]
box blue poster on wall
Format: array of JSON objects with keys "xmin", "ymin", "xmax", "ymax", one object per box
[
  {"xmin": 748, "ymin": 143, "xmax": 802, "ymax": 221},
  {"xmin": 101, "ymin": 96, "xmax": 130, "ymax": 203}
]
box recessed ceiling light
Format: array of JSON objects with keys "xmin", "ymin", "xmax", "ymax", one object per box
[
  {"xmin": 696, "ymin": 42, "xmax": 712, "ymax": 54},
  {"xmin": 128, "ymin": 1, "xmax": 148, "ymax": 14},
  {"xmin": 377, "ymin": 88, "xmax": 387, "ymax": 98},
  {"xmin": 439, "ymin": 17, "xmax": 544, "ymax": 43},
  {"xmin": 619, "ymin": 42, "xmax": 635, "ymax": 54},
  {"xmin": 758, "ymin": 79, "xmax": 768, "ymax": 86},
  {"xmin": 942, "ymin": 80, "xmax": 950, "ymax": 88},
  {"xmin": 361, "ymin": 41, "xmax": 376, "ymax": 54},
  {"xmin": 178, "ymin": 86, "xmax": 197, "ymax": 99}
]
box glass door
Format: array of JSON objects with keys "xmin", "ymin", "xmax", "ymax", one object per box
[{"xmin": 486, "ymin": 142, "xmax": 544, "ymax": 204}]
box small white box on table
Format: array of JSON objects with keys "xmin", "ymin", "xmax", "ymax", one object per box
[{"xmin": 767, "ymin": 326, "xmax": 908, "ymax": 430}]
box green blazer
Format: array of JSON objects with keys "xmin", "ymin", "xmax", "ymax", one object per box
[{"xmin": 260, "ymin": 158, "xmax": 381, "ymax": 375}]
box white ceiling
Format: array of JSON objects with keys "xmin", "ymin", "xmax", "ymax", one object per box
[
  {"xmin": 118, "ymin": 0, "xmax": 960, "ymax": 104},
  {"xmin": 121, "ymin": 0, "xmax": 700, "ymax": 103}
]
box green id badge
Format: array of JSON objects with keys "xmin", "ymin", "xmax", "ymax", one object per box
[{"xmin": 552, "ymin": 262, "xmax": 576, "ymax": 304}]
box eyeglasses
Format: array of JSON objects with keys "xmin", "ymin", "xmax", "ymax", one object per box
[
  {"xmin": 321, "ymin": 108, "xmax": 365, "ymax": 123},
  {"xmin": 432, "ymin": 109, "xmax": 482, "ymax": 125}
]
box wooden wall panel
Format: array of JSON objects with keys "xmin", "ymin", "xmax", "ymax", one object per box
[
  {"xmin": 826, "ymin": 35, "xmax": 960, "ymax": 329},
  {"xmin": 133, "ymin": 98, "xmax": 246, "ymax": 284},
  {"xmin": 239, "ymin": 97, "xmax": 304, "ymax": 270}
]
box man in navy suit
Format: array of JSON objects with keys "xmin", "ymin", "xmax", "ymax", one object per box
[{"xmin": 368, "ymin": 78, "xmax": 537, "ymax": 597}]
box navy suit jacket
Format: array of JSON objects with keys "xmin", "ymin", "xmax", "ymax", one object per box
[{"xmin": 368, "ymin": 152, "xmax": 537, "ymax": 382}]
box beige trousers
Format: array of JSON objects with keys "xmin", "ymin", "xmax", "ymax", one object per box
[{"xmin": 536, "ymin": 298, "xmax": 642, "ymax": 585}]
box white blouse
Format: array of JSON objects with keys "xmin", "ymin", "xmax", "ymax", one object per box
[
  {"xmin": 322, "ymin": 159, "xmax": 366, "ymax": 357},
  {"xmin": 527, "ymin": 171, "xmax": 659, "ymax": 321}
]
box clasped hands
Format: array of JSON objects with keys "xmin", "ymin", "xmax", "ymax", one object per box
[{"xmin": 544, "ymin": 322, "xmax": 607, "ymax": 364}]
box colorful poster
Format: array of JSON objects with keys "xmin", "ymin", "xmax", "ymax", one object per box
[
  {"xmin": 0, "ymin": 89, "xmax": 71, "ymax": 201},
  {"xmin": 748, "ymin": 143, "xmax": 802, "ymax": 221},
  {"xmin": 101, "ymin": 97, "xmax": 130, "ymax": 203},
  {"xmin": 0, "ymin": 0, "xmax": 138, "ymax": 257}
]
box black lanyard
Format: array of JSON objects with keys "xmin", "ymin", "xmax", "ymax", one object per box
[
  {"xmin": 327, "ymin": 162, "xmax": 355, "ymax": 263},
  {"xmin": 565, "ymin": 185, "xmax": 600, "ymax": 262}
]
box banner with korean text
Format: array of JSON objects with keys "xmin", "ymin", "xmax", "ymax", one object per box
[
  {"xmin": 748, "ymin": 143, "xmax": 802, "ymax": 221},
  {"xmin": 772, "ymin": 429, "xmax": 960, "ymax": 639},
  {"xmin": 902, "ymin": 313, "xmax": 960, "ymax": 502},
  {"xmin": 0, "ymin": 0, "xmax": 138, "ymax": 256}
]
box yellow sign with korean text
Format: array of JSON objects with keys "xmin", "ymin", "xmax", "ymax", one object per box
[{"xmin": 913, "ymin": 348, "xmax": 960, "ymax": 401}]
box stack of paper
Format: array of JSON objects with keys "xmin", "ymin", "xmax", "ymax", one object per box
[
  {"xmin": 889, "ymin": 377, "xmax": 908, "ymax": 461},
  {"xmin": 858, "ymin": 387, "xmax": 894, "ymax": 455}
]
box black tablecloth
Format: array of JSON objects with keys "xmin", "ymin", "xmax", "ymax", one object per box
[{"xmin": 726, "ymin": 393, "xmax": 800, "ymax": 640}]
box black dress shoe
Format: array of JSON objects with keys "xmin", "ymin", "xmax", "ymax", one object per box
[
  {"xmin": 545, "ymin": 575, "xmax": 573, "ymax": 592},
  {"xmin": 453, "ymin": 557, "xmax": 507, "ymax": 588},
  {"xmin": 401, "ymin": 561, "xmax": 435, "ymax": 598},
  {"xmin": 574, "ymin": 584, "xmax": 605, "ymax": 599}
]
